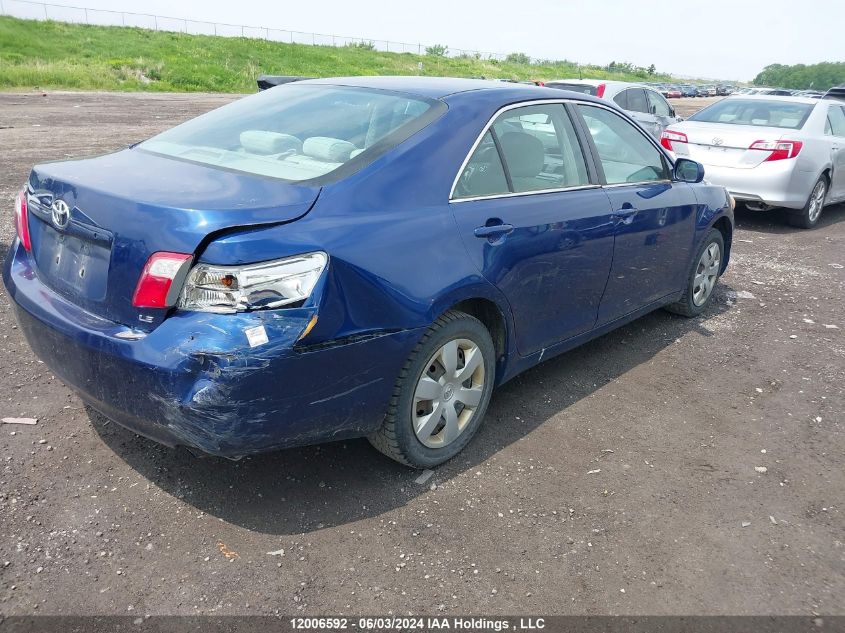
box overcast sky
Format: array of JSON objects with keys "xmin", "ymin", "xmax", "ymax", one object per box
[{"xmin": 18, "ymin": 0, "xmax": 845, "ymax": 80}]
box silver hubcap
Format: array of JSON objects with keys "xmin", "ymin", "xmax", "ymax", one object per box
[
  {"xmin": 413, "ymin": 339, "xmax": 485, "ymax": 449},
  {"xmin": 808, "ymin": 180, "xmax": 826, "ymax": 223},
  {"xmin": 692, "ymin": 242, "xmax": 721, "ymax": 307}
]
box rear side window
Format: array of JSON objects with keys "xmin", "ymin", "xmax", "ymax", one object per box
[
  {"xmin": 453, "ymin": 104, "xmax": 590, "ymax": 199},
  {"xmin": 492, "ymin": 104, "xmax": 589, "ymax": 193},
  {"xmin": 625, "ymin": 89, "xmax": 649, "ymax": 114},
  {"xmin": 140, "ymin": 85, "xmax": 442, "ymax": 183},
  {"xmin": 688, "ymin": 99, "xmax": 814, "ymax": 130},
  {"xmin": 646, "ymin": 90, "xmax": 672, "ymax": 117},
  {"xmin": 613, "ymin": 91, "xmax": 629, "ymax": 110},
  {"xmin": 577, "ymin": 105, "xmax": 668, "ymax": 185},
  {"xmin": 826, "ymin": 105, "xmax": 845, "ymax": 136},
  {"xmin": 452, "ymin": 131, "xmax": 510, "ymax": 199}
]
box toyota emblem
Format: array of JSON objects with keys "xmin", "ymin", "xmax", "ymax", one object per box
[{"xmin": 51, "ymin": 199, "xmax": 70, "ymax": 229}]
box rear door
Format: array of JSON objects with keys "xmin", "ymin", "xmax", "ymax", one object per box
[
  {"xmin": 574, "ymin": 103, "xmax": 697, "ymax": 323},
  {"xmin": 450, "ymin": 103, "xmax": 616, "ymax": 355},
  {"xmin": 825, "ymin": 104, "xmax": 845, "ymax": 199}
]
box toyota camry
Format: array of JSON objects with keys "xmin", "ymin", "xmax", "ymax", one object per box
[{"xmin": 4, "ymin": 77, "xmax": 734, "ymax": 467}]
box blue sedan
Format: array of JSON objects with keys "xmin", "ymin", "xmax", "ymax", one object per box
[{"xmin": 3, "ymin": 77, "xmax": 734, "ymax": 467}]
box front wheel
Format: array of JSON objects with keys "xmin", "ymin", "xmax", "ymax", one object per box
[
  {"xmin": 787, "ymin": 176, "xmax": 827, "ymax": 229},
  {"xmin": 368, "ymin": 310, "xmax": 495, "ymax": 468},
  {"xmin": 665, "ymin": 228, "xmax": 724, "ymax": 317}
]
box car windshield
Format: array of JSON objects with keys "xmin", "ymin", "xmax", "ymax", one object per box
[
  {"xmin": 140, "ymin": 84, "xmax": 440, "ymax": 182},
  {"xmin": 547, "ymin": 82, "xmax": 597, "ymax": 96},
  {"xmin": 688, "ymin": 99, "xmax": 814, "ymax": 129}
]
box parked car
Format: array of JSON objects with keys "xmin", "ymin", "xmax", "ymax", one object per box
[
  {"xmin": 661, "ymin": 94, "xmax": 845, "ymax": 228},
  {"xmin": 544, "ymin": 79, "xmax": 682, "ymax": 138},
  {"xmin": 680, "ymin": 85, "xmax": 699, "ymax": 98},
  {"xmin": 4, "ymin": 77, "xmax": 733, "ymax": 467},
  {"xmin": 666, "ymin": 86, "xmax": 683, "ymax": 99}
]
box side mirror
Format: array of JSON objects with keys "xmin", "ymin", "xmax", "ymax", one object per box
[
  {"xmin": 669, "ymin": 108, "xmax": 676, "ymax": 117},
  {"xmin": 674, "ymin": 158, "xmax": 705, "ymax": 183}
]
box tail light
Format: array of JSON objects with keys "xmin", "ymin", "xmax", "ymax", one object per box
[
  {"xmin": 132, "ymin": 252, "xmax": 193, "ymax": 309},
  {"xmin": 14, "ymin": 189, "xmax": 32, "ymax": 252},
  {"xmin": 660, "ymin": 129, "xmax": 688, "ymax": 151},
  {"xmin": 178, "ymin": 252, "xmax": 328, "ymax": 314},
  {"xmin": 596, "ymin": 83, "xmax": 606, "ymax": 98},
  {"xmin": 748, "ymin": 140, "xmax": 803, "ymax": 161}
]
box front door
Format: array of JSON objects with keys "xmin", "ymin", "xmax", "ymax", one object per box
[
  {"xmin": 574, "ymin": 103, "xmax": 698, "ymax": 324},
  {"xmin": 450, "ymin": 103, "xmax": 616, "ymax": 356}
]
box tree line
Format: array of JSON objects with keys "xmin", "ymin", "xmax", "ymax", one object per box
[{"xmin": 754, "ymin": 62, "xmax": 845, "ymax": 90}]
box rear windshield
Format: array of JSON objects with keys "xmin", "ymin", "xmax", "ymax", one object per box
[
  {"xmin": 140, "ymin": 85, "xmax": 442, "ymax": 182},
  {"xmin": 688, "ymin": 99, "xmax": 814, "ymax": 129},
  {"xmin": 546, "ymin": 83, "xmax": 597, "ymax": 96}
]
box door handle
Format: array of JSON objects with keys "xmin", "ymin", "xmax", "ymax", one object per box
[
  {"xmin": 474, "ymin": 223, "xmax": 515, "ymax": 238},
  {"xmin": 613, "ymin": 207, "xmax": 638, "ymax": 225}
]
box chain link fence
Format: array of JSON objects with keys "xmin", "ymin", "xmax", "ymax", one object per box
[{"xmin": 0, "ymin": 0, "xmax": 515, "ymax": 61}]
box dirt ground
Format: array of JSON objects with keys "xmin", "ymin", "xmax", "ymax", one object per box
[{"xmin": 0, "ymin": 93, "xmax": 843, "ymax": 617}]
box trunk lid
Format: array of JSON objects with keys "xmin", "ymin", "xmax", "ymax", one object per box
[
  {"xmin": 674, "ymin": 121, "xmax": 793, "ymax": 169},
  {"xmin": 26, "ymin": 148, "xmax": 320, "ymax": 330}
]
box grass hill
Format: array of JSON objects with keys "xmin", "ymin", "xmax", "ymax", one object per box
[{"xmin": 1, "ymin": 15, "xmax": 680, "ymax": 92}]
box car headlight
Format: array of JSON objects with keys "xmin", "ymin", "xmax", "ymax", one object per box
[{"xmin": 178, "ymin": 252, "xmax": 327, "ymax": 313}]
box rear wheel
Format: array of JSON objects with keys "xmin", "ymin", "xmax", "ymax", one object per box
[
  {"xmin": 368, "ymin": 310, "xmax": 495, "ymax": 468},
  {"xmin": 787, "ymin": 176, "xmax": 827, "ymax": 229},
  {"xmin": 665, "ymin": 228, "xmax": 724, "ymax": 317}
]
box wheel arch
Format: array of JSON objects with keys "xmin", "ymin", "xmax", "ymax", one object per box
[
  {"xmin": 432, "ymin": 292, "xmax": 515, "ymax": 384},
  {"xmin": 710, "ymin": 215, "xmax": 733, "ymax": 274}
]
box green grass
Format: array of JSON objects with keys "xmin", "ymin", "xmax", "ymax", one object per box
[{"xmin": 0, "ymin": 15, "xmax": 688, "ymax": 92}]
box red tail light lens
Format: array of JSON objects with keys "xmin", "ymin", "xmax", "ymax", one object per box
[
  {"xmin": 132, "ymin": 252, "xmax": 193, "ymax": 309},
  {"xmin": 660, "ymin": 129, "xmax": 688, "ymax": 151},
  {"xmin": 748, "ymin": 140, "xmax": 803, "ymax": 161},
  {"xmin": 14, "ymin": 189, "xmax": 32, "ymax": 252},
  {"xmin": 596, "ymin": 83, "xmax": 606, "ymax": 98}
]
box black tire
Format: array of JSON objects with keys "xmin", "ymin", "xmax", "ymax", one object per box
[
  {"xmin": 664, "ymin": 228, "xmax": 725, "ymax": 317},
  {"xmin": 787, "ymin": 176, "xmax": 827, "ymax": 229},
  {"xmin": 368, "ymin": 310, "xmax": 496, "ymax": 468}
]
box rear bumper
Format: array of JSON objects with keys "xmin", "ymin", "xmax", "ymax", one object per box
[
  {"xmin": 3, "ymin": 242, "xmax": 422, "ymax": 457},
  {"xmin": 700, "ymin": 161, "xmax": 815, "ymax": 210}
]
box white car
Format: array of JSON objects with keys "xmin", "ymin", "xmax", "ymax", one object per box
[
  {"xmin": 544, "ymin": 79, "xmax": 681, "ymax": 139},
  {"xmin": 661, "ymin": 94, "xmax": 845, "ymax": 228}
]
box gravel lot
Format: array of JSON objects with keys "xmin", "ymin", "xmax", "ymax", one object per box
[{"xmin": 0, "ymin": 93, "xmax": 843, "ymax": 617}]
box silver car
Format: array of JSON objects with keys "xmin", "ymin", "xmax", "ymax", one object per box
[
  {"xmin": 662, "ymin": 95, "xmax": 845, "ymax": 228},
  {"xmin": 544, "ymin": 79, "xmax": 682, "ymax": 139}
]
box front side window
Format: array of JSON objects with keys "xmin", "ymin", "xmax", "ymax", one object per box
[
  {"xmin": 646, "ymin": 90, "xmax": 672, "ymax": 117},
  {"xmin": 140, "ymin": 85, "xmax": 441, "ymax": 182},
  {"xmin": 577, "ymin": 105, "xmax": 668, "ymax": 185}
]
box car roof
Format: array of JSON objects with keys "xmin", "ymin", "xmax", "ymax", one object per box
[
  {"xmin": 293, "ymin": 75, "xmax": 545, "ymax": 98},
  {"xmin": 545, "ymin": 79, "xmax": 647, "ymax": 90},
  {"xmin": 282, "ymin": 75, "xmax": 611, "ymax": 109}
]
